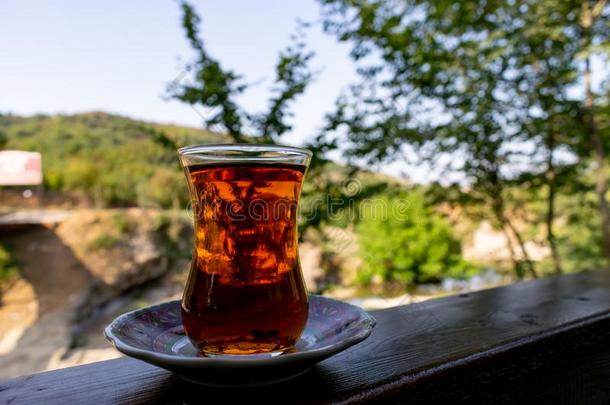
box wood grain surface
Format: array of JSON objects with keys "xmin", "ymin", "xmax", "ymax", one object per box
[{"xmin": 2, "ymin": 270, "xmax": 610, "ymax": 404}]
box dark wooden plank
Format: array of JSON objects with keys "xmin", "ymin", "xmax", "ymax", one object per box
[{"xmin": 2, "ymin": 270, "xmax": 610, "ymax": 404}]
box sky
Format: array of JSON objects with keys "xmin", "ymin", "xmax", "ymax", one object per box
[{"xmin": 0, "ymin": 0, "xmax": 357, "ymax": 150}]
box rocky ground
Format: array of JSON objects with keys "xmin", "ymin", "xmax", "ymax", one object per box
[{"xmin": 0, "ymin": 209, "xmax": 191, "ymax": 378}]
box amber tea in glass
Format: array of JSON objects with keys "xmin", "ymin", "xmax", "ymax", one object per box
[{"xmin": 178, "ymin": 144, "xmax": 311, "ymax": 356}]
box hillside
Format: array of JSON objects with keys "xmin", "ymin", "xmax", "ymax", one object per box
[{"xmin": 0, "ymin": 112, "xmax": 229, "ymax": 207}]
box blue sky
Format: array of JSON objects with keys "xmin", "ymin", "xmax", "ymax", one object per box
[{"xmin": 0, "ymin": 0, "xmax": 357, "ymax": 148}]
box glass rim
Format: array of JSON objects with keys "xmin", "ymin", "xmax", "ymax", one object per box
[{"xmin": 177, "ymin": 143, "xmax": 312, "ymax": 164}]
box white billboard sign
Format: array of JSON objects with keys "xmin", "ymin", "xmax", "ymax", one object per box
[{"xmin": 0, "ymin": 151, "xmax": 43, "ymax": 186}]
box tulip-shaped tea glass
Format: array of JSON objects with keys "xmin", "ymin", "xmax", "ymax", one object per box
[{"xmin": 178, "ymin": 144, "xmax": 312, "ymax": 356}]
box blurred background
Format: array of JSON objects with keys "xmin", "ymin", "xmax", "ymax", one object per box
[{"xmin": 0, "ymin": 0, "xmax": 608, "ymax": 379}]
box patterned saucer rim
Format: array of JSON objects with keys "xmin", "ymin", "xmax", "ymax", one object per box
[{"xmin": 104, "ymin": 295, "xmax": 376, "ymax": 369}]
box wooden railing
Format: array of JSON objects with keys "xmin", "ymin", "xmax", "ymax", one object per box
[{"xmin": 2, "ymin": 270, "xmax": 610, "ymax": 404}]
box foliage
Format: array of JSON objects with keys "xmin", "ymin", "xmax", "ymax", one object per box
[
  {"xmin": 0, "ymin": 243, "xmax": 18, "ymax": 287},
  {"xmin": 529, "ymin": 167, "xmax": 609, "ymax": 273},
  {"xmin": 298, "ymin": 161, "xmax": 400, "ymax": 232},
  {"xmin": 317, "ymin": 0, "xmax": 610, "ymax": 277},
  {"xmin": 88, "ymin": 233, "xmax": 122, "ymax": 250},
  {"xmin": 154, "ymin": 212, "xmax": 193, "ymax": 265},
  {"xmin": 169, "ymin": 1, "xmax": 314, "ymax": 144},
  {"xmin": 87, "ymin": 213, "xmax": 131, "ymax": 250},
  {"xmin": 554, "ymin": 193, "xmax": 607, "ymax": 273},
  {"xmin": 0, "ymin": 112, "xmax": 226, "ymax": 207},
  {"xmin": 356, "ymin": 191, "xmax": 477, "ymax": 286}
]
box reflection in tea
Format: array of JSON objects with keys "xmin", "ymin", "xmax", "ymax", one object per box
[{"xmin": 181, "ymin": 163, "xmax": 308, "ymax": 355}]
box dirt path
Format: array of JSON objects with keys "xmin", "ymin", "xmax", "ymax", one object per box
[
  {"xmin": 0, "ymin": 209, "xmax": 189, "ymax": 379},
  {"xmin": 0, "ymin": 226, "xmax": 94, "ymax": 378}
]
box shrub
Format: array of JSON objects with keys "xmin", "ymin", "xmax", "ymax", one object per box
[
  {"xmin": 0, "ymin": 243, "xmax": 18, "ymax": 287},
  {"xmin": 88, "ymin": 233, "xmax": 121, "ymax": 250},
  {"xmin": 356, "ymin": 191, "xmax": 477, "ymax": 287}
]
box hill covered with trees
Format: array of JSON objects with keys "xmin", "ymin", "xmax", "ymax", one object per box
[{"xmin": 0, "ymin": 112, "xmax": 228, "ymax": 208}]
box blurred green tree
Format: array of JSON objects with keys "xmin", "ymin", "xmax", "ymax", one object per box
[
  {"xmin": 317, "ymin": 0, "xmax": 609, "ymax": 276},
  {"xmin": 168, "ymin": 1, "xmax": 314, "ymax": 144},
  {"xmin": 0, "ymin": 130, "xmax": 7, "ymax": 149},
  {"xmin": 356, "ymin": 191, "xmax": 477, "ymax": 286}
]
